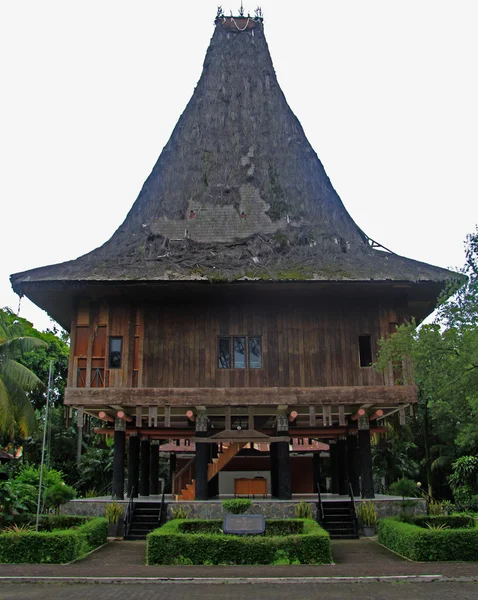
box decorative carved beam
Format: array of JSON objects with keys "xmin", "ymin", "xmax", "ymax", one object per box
[
  {"xmin": 98, "ymin": 411, "xmax": 114, "ymax": 423},
  {"xmin": 350, "ymin": 408, "xmax": 366, "ymax": 421}
]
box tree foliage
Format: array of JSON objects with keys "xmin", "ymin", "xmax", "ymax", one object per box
[
  {"xmin": 0, "ymin": 311, "xmax": 46, "ymax": 439},
  {"xmin": 375, "ymin": 226, "xmax": 478, "ymax": 497}
]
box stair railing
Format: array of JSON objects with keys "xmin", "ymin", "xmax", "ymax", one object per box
[
  {"xmin": 172, "ymin": 457, "xmax": 195, "ymax": 497},
  {"xmin": 316, "ymin": 480, "xmax": 325, "ymax": 523},
  {"xmin": 123, "ymin": 486, "xmax": 135, "ymax": 538},
  {"xmin": 348, "ymin": 482, "xmax": 359, "ymax": 537}
]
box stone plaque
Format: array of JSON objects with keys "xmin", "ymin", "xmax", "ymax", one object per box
[{"xmin": 223, "ymin": 514, "xmax": 266, "ymax": 535}]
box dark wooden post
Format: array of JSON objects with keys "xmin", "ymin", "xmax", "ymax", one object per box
[
  {"xmin": 270, "ymin": 442, "xmax": 278, "ymax": 498},
  {"xmin": 329, "ymin": 440, "xmax": 339, "ymax": 494},
  {"xmin": 127, "ymin": 432, "xmax": 140, "ymax": 498},
  {"xmin": 358, "ymin": 414, "xmax": 375, "ymax": 499},
  {"xmin": 140, "ymin": 437, "xmax": 150, "ymax": 496},
  {"xmin": 312, "ymin": 453, "xmax": 321, "ymax": 493},
  {"xmin": 195, "ymin": 411, "xmax": 209, "ymax": 500},
  {"xmin": 76, "ymin": 407, "xmax": 84, "ymax": 465},
  {"xmin": 276, "ymin": 411, "xmax": 291, "ymax": 500},
  {"xmin": 337, "ymin": 436, "xmax": 349, "ymax": 495},
  {"xmin": 169, "ymin": 453, "xmax": 176, "ymax": 494},
  {"xmin": 150, "ymin": 440, "xmax": 160, "ymax": 495},
  {"xmin": 112, "ymin": 418, "xmax": 125, "ymax": 500},
  {"xmin": 347, "ymin": 433, "xmax": 360, "ymax": 496}
]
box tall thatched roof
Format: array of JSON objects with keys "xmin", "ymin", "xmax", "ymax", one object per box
[{"xmin": 12, "ymin": 15, "xmax": 459, "ymax": 299}]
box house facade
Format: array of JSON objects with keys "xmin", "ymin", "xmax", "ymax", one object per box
[{"xmin": 11, "ymin": 12, "xmax": 457, "ymax": 501}]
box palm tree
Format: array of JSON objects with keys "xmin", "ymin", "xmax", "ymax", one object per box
[{"xmin": 0, "ymin": 311, "xmax": 46, "ymax": 438}]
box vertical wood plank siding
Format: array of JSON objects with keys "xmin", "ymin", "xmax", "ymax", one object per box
[
  {"xmin": 71, "ymin": 295, "xmax": 407, "ymax": 390},
  {"xmin": 141, "ymin": 297, "xmax": 388, "ymax": 388}
]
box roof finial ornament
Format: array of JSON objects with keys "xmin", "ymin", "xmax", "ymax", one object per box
[
  {"xmin": 216, "ymin": 6, "xmax": 224, "ymax": 19},
  {"xmin": 254, "ymin": 7, "xmax": 263, "ymax": 20},
  {"xmin": 239, "ymin": 1, "xmax": 244, "ymax": 17}
]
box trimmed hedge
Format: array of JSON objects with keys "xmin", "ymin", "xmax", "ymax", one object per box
[
  {"xmin": 399, "ymin": 514, "xmax": 475, "ymax": 529},
  {"xmin": 13, "ymin": 514, "xmax": 90, "ymax": 531},
  {"xmin": 179, "ymin": 519, "xmax": 305, "ymax": 536},
  {"xmin": 0, "ymin": 517, "xmax": 108, "ymax": 564},
  {"xmin": 378, "ymin": 517, "xmax": 478, "ymax": 561},
  {"xmin": 147, "ymin": 518, "xmax": 331, "ymax": 565}
]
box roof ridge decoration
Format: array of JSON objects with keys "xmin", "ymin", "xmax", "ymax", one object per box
[{"xmin": 11, "ymin": 11, "xmax": 461, "ymax": 298}]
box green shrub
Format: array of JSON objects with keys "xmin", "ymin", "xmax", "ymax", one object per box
[
  {"xmin": 16, "ymin": 465, "xmax": 64, "ymax": 489},
  {"xmin": 105, "ymin": 502, "xmax": 123, "ymax": 524},
  {"xmin": 222, "ymin": 499, "xmax": 252, "ymax": 514},
  {"xmin": 388, "ymin": 478, "xmax": 418, "ymax": 499},
  {"xmin": 178, "ymin": 519, "xmax": 305, "ymax": 536},
  {"xmin": 171, "ymin": 506, "xmax": 191, "ymax": 519},
  {"xmin": 0, "ymin": 517, "xmax": 107, "ymax": 563},
  {"xmin": 357, "ymin": 500, "xmax": 377, "ymax": 527},
  {"xmin": 400, "ymin": 514, "xmax": 475, "ymax": 529},
  {"xmin": 13, "ymin": 514, "xmax": 90, "ymax": 531},
  {"xmin": 147, "ymin": 518, "xmax": 331, "ymax": 565},
  {"xmin": 44, "ymin": 483, "xmax": 76, "ymax": 514},
  {"xmin": 378, "ymin": 517, "xmax": 478, "ymax": 561},
  {"xmin": 295, "ymin": 501, "xmax": 312, "ymax": 519}
]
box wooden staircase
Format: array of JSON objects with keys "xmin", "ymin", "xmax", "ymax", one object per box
[{"xmin": 177, "ymin": 442, "xmax": 246, "ymax": 500}]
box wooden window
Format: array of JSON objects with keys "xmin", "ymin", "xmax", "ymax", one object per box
[
  {"xmin": 218, "ymin": 336, "xmax": 262, "ymax": 369},
  {"xmin": 218, "ymin": 337, "xmax": 231, "ymax": 369},
  {"xmin": 248, "ymin": 337, "xmax": 262, "ymax": 369},
  {"xmin": 108, "ymin": 337, "xmax": 123, "ymax": 369},
  {"xmin": 358, "ymin": 335, "xmax": 373, "ymax": 367},
  {"xmin": 233, "ymin": 337, "xmax": 246, "ymax": 369}
]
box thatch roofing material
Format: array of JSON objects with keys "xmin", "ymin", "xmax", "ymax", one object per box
[{"xmin": 11, "ymin": 17, "xmax": 458, "ymax": 296}]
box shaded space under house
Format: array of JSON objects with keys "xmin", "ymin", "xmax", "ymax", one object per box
[{"xmin": 11, "ymin": 10, "xmax": 461, "ymax": 534}]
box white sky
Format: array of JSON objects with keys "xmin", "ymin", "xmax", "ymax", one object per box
[{"xmin": 1, "ymin": 1, "xmax": 477, "ymax": 332}]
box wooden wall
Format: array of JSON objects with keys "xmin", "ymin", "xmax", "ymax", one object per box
[{"xmin": 70, "ymin": 292, "xmax": 406, "ymax": 390}]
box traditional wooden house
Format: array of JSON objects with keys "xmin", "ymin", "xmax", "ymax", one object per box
[{"xmin": 11, "ymin": 12, "xmax": 458, "ymax": 504}]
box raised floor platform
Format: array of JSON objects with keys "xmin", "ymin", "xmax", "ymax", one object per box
[{"xmin": 62, "ymin": 494, "xmax": 426, "ymax": 520}]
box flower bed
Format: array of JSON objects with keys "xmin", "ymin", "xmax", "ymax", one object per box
[
  {"xmin": 147, "ymin": 518, "xmax": 331, "ymax": 565},
  {"xmin": 0, "ymin": 517, "xmax": 108, "ymax": 564},
  {"xmin": 378, "ymin": 516, "xmax": 478, "ymax": 561}
]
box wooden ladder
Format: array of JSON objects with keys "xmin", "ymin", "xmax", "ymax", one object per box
[{"xmin": 178, "ymin": 442, "xmax": 246, "ymax": 500}]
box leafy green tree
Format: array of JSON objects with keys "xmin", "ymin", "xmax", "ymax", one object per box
[
  {"xmin": 0, "ymin": 309, "xmax": 69, "ymax": 411},
  {"xmin": 376, "ymin": 227, "xmax": 478, "ymax": 497},
  {"xmin": 0, "ymin": 311, "xmax": 46, "ymax": 439}
]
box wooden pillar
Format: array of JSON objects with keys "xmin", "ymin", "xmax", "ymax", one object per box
[
  {"xmin": 312, "ymin": 453, "xmax": 321, "ymax": 493},
  {"xmin": 169, "ymin": 453, "xmax": 176, "ymax": 494},
  {"xmin": 112, "ymin": 418, "xmax": 125, "ymax": 500},
  {"xmin": 195, "ymin": 411, "xmax": 209, "ymax": 500},
  {"xmin": 329, "ymin": 440, "xmax": 339, "ymax": 494},
  {"xmin": 149, "ymin": 440, "xmax": 160, "ymax": 495},
  {"xmin": 139, "ymin": 437, "xmax": 150, "ymax": 496},
  {"xmin": 358, "ymin": 414, "xmax": 375, "ymax": 499},
  {"xmin": 76, "ymin": 407, "xmax": 84, "ymax": 465},
  {"xmin": 347, "ymin": 433, "xmax": 360, "ymax": 496},
  {"xmin": 270, "ymin": 442, "xmax": 278, "ymax": 498},
  {"xmin": 275, "ymin": 410, "xmax": 291, "ymax": 500},
  {"xmin": 276, "ymin": 442, "xmax": 291, "ymax": 500},
  {"xmin": 337, "ymin": 437, "xmax": 349, "ymax": 496},
  {"xmin": 127, "ymin": 433, "xmax": 140, "ymax": 498}
]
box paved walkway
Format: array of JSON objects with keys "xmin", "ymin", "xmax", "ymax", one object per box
[{"xmin": 0, "ymin": 538, "xmax": 477, "ymax": 580}]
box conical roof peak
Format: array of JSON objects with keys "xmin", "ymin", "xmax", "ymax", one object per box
[{"xmin": 11, "ymin": 14, "xmax": 459, "ymax": 299}]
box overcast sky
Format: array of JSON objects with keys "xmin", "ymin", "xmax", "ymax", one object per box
[{"xmin": 1, "ymin": 1, "xmax": 477, "ymax": 332}]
